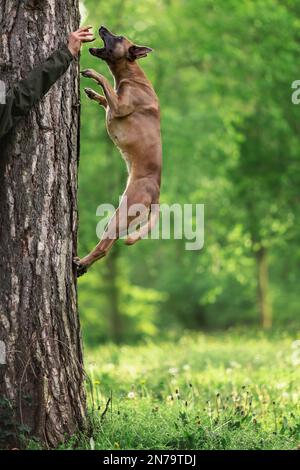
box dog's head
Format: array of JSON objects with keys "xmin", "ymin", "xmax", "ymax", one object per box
[{"xmin": 89, "ymin": 25, "xmax": 153, "ymax": 64}]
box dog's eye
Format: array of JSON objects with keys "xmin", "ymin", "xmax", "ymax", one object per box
[{"xmin": 117, "ymin": 36, "xmax": 123, "ymax": 40}]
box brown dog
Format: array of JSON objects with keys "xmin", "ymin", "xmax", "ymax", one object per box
[{"xmin": 74, "ymin": 26, "xmax": 162, "ymax": 277}]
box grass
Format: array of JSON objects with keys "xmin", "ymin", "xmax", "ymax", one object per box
[{"xmin": 59, "ymin": 330, "xmax": 300, "ymax": 450}]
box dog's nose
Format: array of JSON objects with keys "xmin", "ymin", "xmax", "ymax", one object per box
[{"xmin": 99, "ymin": 25, "xmax": 108, "ymax": 35}]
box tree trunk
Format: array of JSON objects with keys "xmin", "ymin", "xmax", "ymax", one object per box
[
  {"xmin": 256, "ymin": 247, "xmax": 272, "ymax": 329},
  {"xmin": 0, "ymin": 0, "xmax": 86, "ymax": 448}
]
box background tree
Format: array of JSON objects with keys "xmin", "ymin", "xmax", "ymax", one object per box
[
  {"xmin": 78, "ymin": 0, "xmax": 300, "ymax": 342},
  {"xmin": 0, "ymin": 0, "xmax": 86, "ymax": 447}
]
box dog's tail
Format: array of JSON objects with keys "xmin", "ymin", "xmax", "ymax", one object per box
[{"xmin": 125, "ymin": 205, "xmax": 159, "ymax": 246}]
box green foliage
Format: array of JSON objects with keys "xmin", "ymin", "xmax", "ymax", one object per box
[
  {"xmin": 54, "ymin": 330, "xmax": 300, "ymax": 450},
  {"xmin": 78, "ymin": 0, "xmax": 300, "ymax": 343},
  {"xmin": 0, "ymin": 397, "xmax": 32, "ymax": 448}
]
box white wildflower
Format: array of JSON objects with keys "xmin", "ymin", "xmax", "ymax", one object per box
[
  {"xmin": 291, "ymin": 351, "xmax": 300, "ymax": 366},
  {"xmin": 276, "ymin": 382, "xmax": 287, "ymax": 390},
  {"xmin": 229, "ymin": 361, "xmax": 241, "ymax": 369},
  {"xmin": 291, "ymin": 340, "xmax": 300, "ymax": 350}
]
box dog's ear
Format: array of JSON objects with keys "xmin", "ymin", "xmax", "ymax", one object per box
[{"xmin": 127, "ymin": 45, "xmax": 153, "ymax": 61}]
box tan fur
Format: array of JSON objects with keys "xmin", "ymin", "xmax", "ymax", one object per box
[{"xmin": 74, "ymin": 28, "xmax": 162, "ymax": 276}]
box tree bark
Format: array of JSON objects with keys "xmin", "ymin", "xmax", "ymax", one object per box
[
  {"xmin": 256, "ymin": 247, "xmax": 272, "ymax": 329},
  {"xmin": 0, "ymin": 0, "xmax": 86, "ymax": 448}
]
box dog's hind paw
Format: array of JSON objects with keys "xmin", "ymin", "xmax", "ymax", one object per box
[{"xmin": 73, "ymin": 257, "xmax": 88, "ymax": 278}]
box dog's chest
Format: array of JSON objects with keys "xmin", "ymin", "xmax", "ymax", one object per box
[{"xmin": 106, "ymin": 112, "xmax": 130, "ymax": 148}]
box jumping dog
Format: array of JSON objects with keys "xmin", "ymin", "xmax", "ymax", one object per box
[{"xmin": 74, "ymin": 26, "xmax": 162, "ymax": 277}]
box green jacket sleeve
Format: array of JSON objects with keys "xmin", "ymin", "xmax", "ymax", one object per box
[{"xmin": 0, "ymin": 44, "xmax": 74, "ymax": 140}]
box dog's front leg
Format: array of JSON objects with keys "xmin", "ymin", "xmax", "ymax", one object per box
[
  {"xmin": 81, "ymin": 69, "xmax": 118, "ymax": 112},
  {"xmin": 81, "ymin": 69, "xmax": 133, "ymax": 117},
  {"xmin": 84, "ymin": 87, "xmax": 107, "ymax": 108}
]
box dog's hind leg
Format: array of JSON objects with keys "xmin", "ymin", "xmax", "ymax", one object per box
[
  {"xmin": 74, "ymin": 212, "xmax": 119, "ymax": 276},
  {"xmin": 125, "ymin": 204, "xmax": 159, "ymax": 245},
  {"xmin": 74, "ymin": 179, "xmax": 159, "ymax": 277},
  {"xmin": 74, "ymin": 205, "xmax": 128, "ymax": 277}
]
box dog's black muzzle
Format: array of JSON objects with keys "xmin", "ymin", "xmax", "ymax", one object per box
[
  {"xmin": 100, "ymin": 25, "xmax": 121, "ymax": 47},
  {"xmin": 89, "ymin": 25, "xmax": 122, "ymax": 60}
]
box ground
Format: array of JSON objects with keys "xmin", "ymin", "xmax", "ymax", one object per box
[{"xmin": 41, "ymin": 330, "xmax": 300, "ymax": 449}]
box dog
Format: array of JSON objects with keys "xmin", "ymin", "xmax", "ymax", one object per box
[{"xmin": 74, "ymin": 26, "xmax": 162, "ymax": 277}]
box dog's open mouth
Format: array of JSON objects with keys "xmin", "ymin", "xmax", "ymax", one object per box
[
  {"xmin": 89, "ymin": 47, "xmax": 106, "ymax": 59},
  {"xmin": 89, "ymin": 26, "xmax": 109, "ymax": 59},
  {"xmin": 89, "ymin": 36, "xmax": 107, "ymax": 59},
  {"xmin": 89, "ymin": 26, "xmax": 122, "ymax": 60}
]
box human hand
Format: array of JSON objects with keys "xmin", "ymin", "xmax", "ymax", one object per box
[{"xmin": 68, "ymin": 26, "xmax": 95, "ymax": 57}]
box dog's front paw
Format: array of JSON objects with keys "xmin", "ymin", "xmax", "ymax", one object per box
[
  {"xmin": 84, "ymin": 87, "xmax": 96, "ymax": 100},
  {"xmin": 73, "ymin": 257, "xmax": 88, "ymax": 278},
  {"xmin": 80, "ymin": 69, "xmax": 94, "ymax": 78}
]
